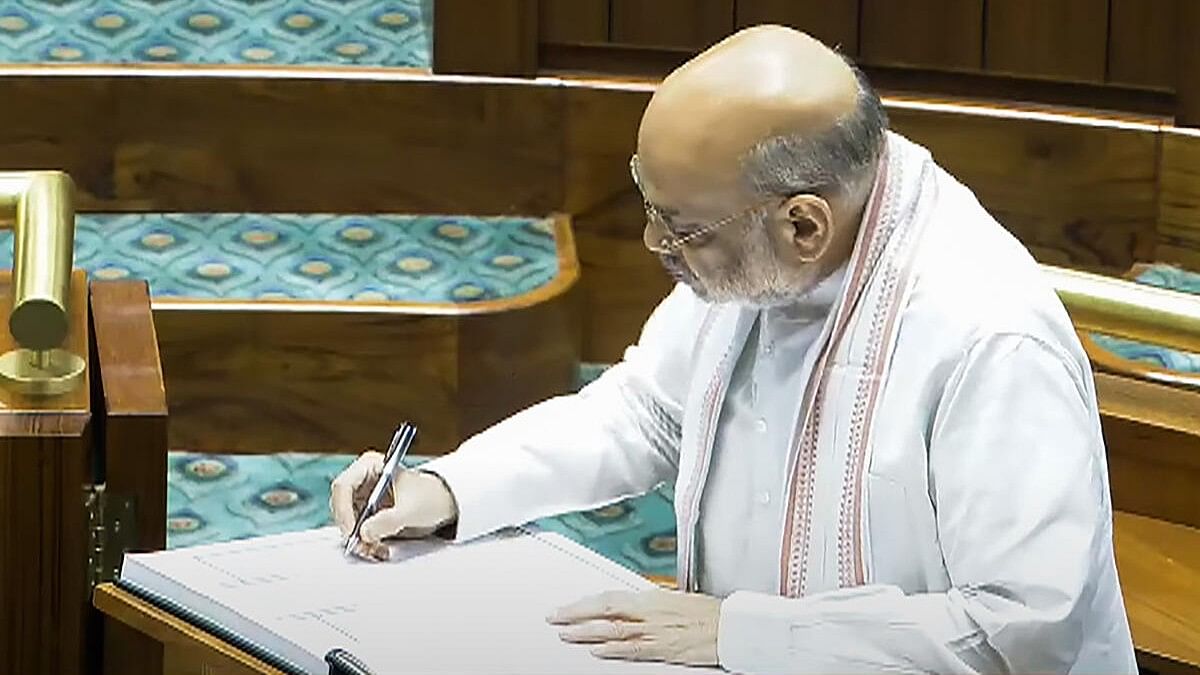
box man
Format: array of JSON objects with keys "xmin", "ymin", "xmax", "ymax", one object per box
[{"xmin": 331, "ymin": 25, "xmax": 1137, "ymax": 673}]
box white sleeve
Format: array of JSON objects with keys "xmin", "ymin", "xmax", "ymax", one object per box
[
  {"xmin": 420, "ymin": 284, "xmax": 706, "ymax": 541},
  {"xmin": 717, "ymin": 333, "xmax": 1122, "ymax": 674}
]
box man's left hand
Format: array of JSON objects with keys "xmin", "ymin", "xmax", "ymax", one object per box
[{"xmin": 547, "ymin": 589, "xmax": 721, "ymax": 667}]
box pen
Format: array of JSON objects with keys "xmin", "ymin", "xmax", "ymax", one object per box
[{"xmin": 343, "ymin": 421, "xmax": 418, "ymax": 557}]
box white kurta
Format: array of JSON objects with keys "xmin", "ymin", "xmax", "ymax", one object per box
[
  {"xmin": 421, "ymin": 132, "xmax": 1138, "ymax": 674},
  {"xmin": 698, "ymin": 266, "xmax": 845, "ymax": 598}
]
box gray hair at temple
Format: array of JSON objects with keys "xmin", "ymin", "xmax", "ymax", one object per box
[{"xmin": 739, "ymin": 56, "xmax": 888, "ymax": 199}]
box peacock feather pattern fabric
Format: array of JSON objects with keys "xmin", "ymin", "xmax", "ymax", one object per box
[
  {"xmin": 0, "ymin": 0, "xmax": 432, "ymax": 67},
  {"xmin": 0, "ymin": 214, "xmax": 560, "ymax": 304}
]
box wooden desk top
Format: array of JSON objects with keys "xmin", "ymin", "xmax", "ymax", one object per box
[
  {"xmin": 93, "ymin": 584, "xmax": 285, "ymax": 675},
  {"xmin": 1113, "ymin": 512, "xmax": 1200, "ymax": 674},
  {"xmin": 94, "ymin": 513, "xmax": 1200, "ymax": 674}
]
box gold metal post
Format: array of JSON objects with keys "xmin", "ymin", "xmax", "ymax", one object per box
[
  {"xmin": 1046, "ymin": 265, "xmax": 1200, "ymax": 355},
  {"xmin": 0, "ymin": 171, "xmax": 84, "ymax": 396}
]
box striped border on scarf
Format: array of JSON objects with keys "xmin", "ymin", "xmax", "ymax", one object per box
[
  {"xmin": 837, "ymin": 160, "xmax": 937, "ymax": 588},
  {"xmin": 779, "ymin": 144, "xmax": 897, "ymax": 598}
]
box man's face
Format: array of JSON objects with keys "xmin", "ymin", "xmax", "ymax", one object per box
[{"xmin": 638, "ymin": 163, "xmax": 823, "ymax": 308}]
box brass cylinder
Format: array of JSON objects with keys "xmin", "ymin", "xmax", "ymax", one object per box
[
  {"xmin": 1047, "ymin": 265, "xmax": 1200, "ymax": 355},
  {"xmin": 0, "ymin": 172, "xmax": 74, "ymax": 351}
]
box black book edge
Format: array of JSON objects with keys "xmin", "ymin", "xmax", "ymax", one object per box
[{"xmin": 115, "ymin": 577, "xmax": 373, "ymax": 675}]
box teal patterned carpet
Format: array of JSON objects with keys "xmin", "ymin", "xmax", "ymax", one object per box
[
  {"xmin": 0, "ymin": 0, "xmax": 432, "ymax": 67},
  {"xmin": 0, "ymin": 214, "xmax": 560, "ymax": 303}
]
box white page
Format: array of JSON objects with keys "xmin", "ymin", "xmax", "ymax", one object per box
[{"xmin": 122, "ymin": 527, "xmax": 705, "ymax": 674}]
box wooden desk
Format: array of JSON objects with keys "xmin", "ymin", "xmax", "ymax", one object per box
[
  {"xmin": 94, "ymin": 514, "xmax": 1200, "ymax": 675},
  {"xmin": 95, "ymin": 584, "xmax": 283, "ymax": 675},
  {"xmin": 1114, "ymin": 512, "xmax": 1200, "ymax": 675}
]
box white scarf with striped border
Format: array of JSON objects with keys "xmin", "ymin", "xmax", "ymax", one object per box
[{"xmin": 675, "ymin": 131, "xmax": 941, "ymax": 597}]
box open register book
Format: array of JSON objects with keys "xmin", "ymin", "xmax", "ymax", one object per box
[{"xmin": 119, "ymin": 525, "xmax": 705, "ymax": 674}]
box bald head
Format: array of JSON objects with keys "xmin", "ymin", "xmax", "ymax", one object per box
[
  {"xmin": 636, "ymin": 25, "xmax": 883, "ymax": 208},
  {"xmin": 633, "ymin": 25, "xmax": 887, "ymax": 308}
]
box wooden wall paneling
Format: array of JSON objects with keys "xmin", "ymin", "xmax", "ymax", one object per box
[
  {"xmin": 859, "ymin": 0, "xmax": 983, "ymax": 71},
  {"xmin": 0, "ymin": 74, "xmax": 116, "ymax": 202},
  {"xmin": 735, "ymin": 0, "xmax": 860, "ymax": 55},
  {"xmin": 154, "ymin": 308, "xmax": 462, "ymax": 455},
  {"xmin": 539, "ymin": 0, "xmax": 609, "ymax": 44},
  {"xmin": 888, "ymin": 104, "xmax": 1158, "ymax": 272},
  {"xmin": 457, "ymin": 291, "xmax": 581, "ymax": 440},
  {"xmin": 610, "ymin": 0, "xmax": 735, "ymax": 51},
  {"xmin": 74, "ymin": 73, "xmax": 561, "ymax": 215},
  {"xmin": 1177, "ymin": 0, "xmax": 1200, "ymax": 126},
  {"xmin": 563, "ymin": 85, "xmax": 674, "ymax": 362},
  {"xmin": 0, "ymin": 72, "xmax": 564, "ymax": 215},
  {"xmin": 1157, "ymin": 129, "xmax": 1200, "ymax": 270},
  {"xmin": 1108, "ymin": 0, "xmax": 1177, "ymax": 90},
  {"xmin": 432, "ymin": 0, "xmax": 538, "ymax": 76},
  {"xmin": 985, "ymin": 0, "xmax": 1110, "ymax": 83}
]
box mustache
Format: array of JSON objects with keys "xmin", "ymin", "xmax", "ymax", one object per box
[{"xmin": 656, "ymin": 251, "xmax": 699, "ymax": 285}]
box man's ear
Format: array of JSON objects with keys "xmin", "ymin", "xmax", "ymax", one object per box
[{"xmin": 780, "ymin": 195, "xmax": 833, "ymax": 263}]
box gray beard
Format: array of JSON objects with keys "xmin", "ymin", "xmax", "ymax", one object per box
[{"xmin": 691, "ymin": 226, "xmax": 814, "ymax": 308}]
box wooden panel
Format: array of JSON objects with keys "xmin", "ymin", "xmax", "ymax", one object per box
[
  {"xmin": 610, "ymin": 0, "xmax": 734, "ymax": 50},
  {"xmin": 563, "ymin": 85, "xmax": 674, "ymax": 362},
  {"xmin": 155, "ymin": 308, "xmax": 462, "ymax": 455},
  {"xmin": 90, "ymin": 280, "xmax": 168, "ymax": 675},
  {"xmin": 539, "ymin": 0, "xmax": 609, "ymax": 44},
  {"xmin": 432, "ymin": 0, "xmax": 538, "ymax": 76},
  {"xmin": 1108, "ymin": 0, "xmax": 1177, "ymax": 90},
  {"xmin": 860, "ymin": 0, "xmax": 983, "ymax": 71},
  {"xmin": 1157, "ymin": 129, "xmax": 1200, "ymax": 270},
  {"xmin": 1113, "ymin": 512, "xmax": 1200, "ymax": 673},
  {"xmin": 0, "ymin": 71, "xmax": 565, "ymax": 216},
  {"xmin": 735, "ymin": 0, "xmax": 859, "ymax": 55},
  {"xmin": 90, "ymin": 280, "xmax": 167, "ymax": 554},
  {"xmin": 458, "ymin": 292, "xmax": 580, "ymax": 439},
  {"xmin": 0, "ymin": 272, "xmax": 92, "ymax": 675},
  {"xmin": 1095, "ymin": 371, "xmax": 1200, "ymax": 528},
  {"xmin": 985, "ymin": 0, "xmax": 1109, "ymax": 83},
  {"xmin": 109, "ymin": 75, "xmax": 563, "ymax": 215},
  {"xmin": 1178, "ymin": 1, "xmax": 1200, "ymax": 126},
  {"xmin": 888, "ymin": 104, "xmax": 1158, "ymax": 272}
]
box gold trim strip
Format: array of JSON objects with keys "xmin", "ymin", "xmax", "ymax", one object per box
[{"xmin": 1048, "ymin": 265, "xmax": 1200, "ymax": 355}]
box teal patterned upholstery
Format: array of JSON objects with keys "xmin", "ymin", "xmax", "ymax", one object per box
[
  {"xmin": 0, "ymin": 0, "xmax": 432, "ymax": 67},
  {"xmin": 1089, "ymin": 264, "xmax": 1200, "ymax": 374},
  {"xmin": 0, "ymin": 214, "xmax": 560, "ymax": 303}
]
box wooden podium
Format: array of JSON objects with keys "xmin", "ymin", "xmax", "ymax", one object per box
[{"xmin": 0, "ymin": 274, "xmax": 168, "ymax": 675}]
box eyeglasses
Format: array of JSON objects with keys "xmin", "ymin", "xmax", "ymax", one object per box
[{"xmin": 630, "ymin": 154, "xmax": 786, "ymax": 255}]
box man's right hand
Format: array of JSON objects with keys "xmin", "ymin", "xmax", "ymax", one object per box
[{"xmin": 329, "ymin": 451, "xmax": 459, "ymax": 561}]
